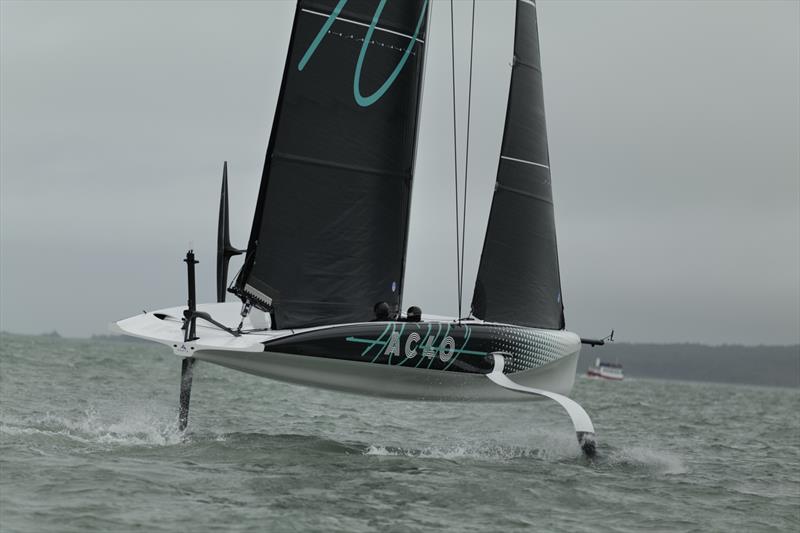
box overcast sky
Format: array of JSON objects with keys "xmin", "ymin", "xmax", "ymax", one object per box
[{"xmin": 1, "ymin": 0, "xmax": 798, "ymax": 345}]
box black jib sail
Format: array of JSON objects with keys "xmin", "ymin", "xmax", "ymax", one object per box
[
  {"xmin": 236, "ymin": 0, "xmax": 429, "ymax": 329},
  {"xmin": 471, "ymin": 0, "xmax": 564, "ymax": 330}
]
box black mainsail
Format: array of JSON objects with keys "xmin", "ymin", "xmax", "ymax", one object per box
[
  {"xmin": 471, "ymin": 0, "xmax": 564, "ymax": 330},
  {"xmin": 236, "ymin": 0, "xmax": 429, "ymax": 329}
]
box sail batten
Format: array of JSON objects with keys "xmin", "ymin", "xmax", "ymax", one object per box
[
  {"xmin": 237, "ymin": 0, "xmax": 429, "ymax": 329},
  {"xmin": 471, "ymin": 0, "xmax": 564, "ymax": 330},
  {"xmin": 300, "ymin": 8, "xmax": 426, "ymax": 42},
  {"xmin": 495, "ymin": 183, "xmax": 553, "ymax": 205},
  {"xmin": 271, "ymin": 152, "xmax": 412, "ymax": 180},
  {"xmin": 499, "ymin": 155, "xmax": 550, "ymax": 169}
]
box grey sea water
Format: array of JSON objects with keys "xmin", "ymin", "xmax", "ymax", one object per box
[{"xmin": 0, "ymin": 333, "xmax": 798, "ymax": 532}]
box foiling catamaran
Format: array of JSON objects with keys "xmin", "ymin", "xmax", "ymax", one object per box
[{"xmin": 113, "ymin": 0, "xmax": 610, "ymax": 457}]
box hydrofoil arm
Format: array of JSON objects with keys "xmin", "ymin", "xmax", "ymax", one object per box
[{"xmin": 487, "ymin": 353, "xmax": 597, "ymax": 457}]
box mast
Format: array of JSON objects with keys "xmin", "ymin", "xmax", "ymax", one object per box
[
  {"xmin": 236, "ymin": 0, "xmax": 430, "ymax": 329},
  {"xmin": 397, "ymin": 1, "xmax": 434, "ymax": 319},
  {"xmin": 471, "ymin": 0, "xmax": 564, "ymax": 329}
]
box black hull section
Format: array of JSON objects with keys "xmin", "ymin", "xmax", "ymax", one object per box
[{"xmin": 262, "ymin": 321, "xmax": 575, "ymax": 375}]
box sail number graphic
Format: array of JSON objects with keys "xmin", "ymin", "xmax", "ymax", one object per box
[
  {"xmin": 298, "ymin": 0, "xmax": 429, "ymax": 107},
  {"xmin": 346, "ymin": 323, "xmax": 488, "ymax": 371}
]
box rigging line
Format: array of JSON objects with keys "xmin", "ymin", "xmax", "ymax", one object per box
[
  {"xmin": 459, "ymin": 0, "xmax": 476, "ymax": 321},
  {"xmin": 449, "ymin": 0, "xmax": 462, "ymax": 322}
]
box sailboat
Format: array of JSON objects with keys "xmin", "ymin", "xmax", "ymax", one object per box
[{"xmin": 112, "ymin": 0, "xmax": 608, "ymax": 457}]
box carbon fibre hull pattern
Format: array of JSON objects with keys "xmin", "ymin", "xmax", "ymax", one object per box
[{"xmin": 262, "ymin": 321, "xmax": 579, "ymax": 373}]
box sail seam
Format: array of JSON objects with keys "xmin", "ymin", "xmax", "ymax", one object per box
[
  {"xmin": 500, "ymin": 155, "xmax": 549, "ymax": 169},
  {"xmin": 301, "ymin": 8, "xmax": 426, "ymax": 43},
  {"xmin": 272, "ymin": 152, "xmax": 410, "ymax": 179},
  {"xmin": 515, "ymin": 60, "xmax": 542, "ymax": 73},
  {"xmin": 277, "ymin": 299, "xmax": 366, "ymax": 306},
  {"xmin": 495, "ymin": 184, "xmax": 553, "ymax": 205}
]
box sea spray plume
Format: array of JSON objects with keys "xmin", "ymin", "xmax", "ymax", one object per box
[{"xmin": 1, "ymin": 401, "xmax": 187, "ymax": 448}]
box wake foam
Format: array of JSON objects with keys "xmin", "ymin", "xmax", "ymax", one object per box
[
  {"xmin": 603, "ymin": 445, "xmax": 687, "ymax": 475},
  {"xmin": 1, "ymin": 400, "xmax": 185, "ymax": 448},
  {"xmin": 363, "ymin": 430, "xmax": 581, "ymax": 462},
  {"xmin": 362, "ymin": 435, "xmax": 687, "ymax": 473}
]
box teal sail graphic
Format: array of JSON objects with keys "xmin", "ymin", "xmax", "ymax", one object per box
[{"xmin": 298, "ymin": 0, "xmax": 429, "ymax": 107}]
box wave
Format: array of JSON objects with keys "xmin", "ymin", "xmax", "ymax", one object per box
[{"xmin": 1, "ymin": 403, "xmax": 687, "ymax": 475}]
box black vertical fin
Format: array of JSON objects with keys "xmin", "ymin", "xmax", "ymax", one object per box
[
  {"xmin": 217, "ymin": 161, "xmax": 243, "ymax": 302},
  {"xmin": 183, "ymin": 250, "xmax": 199, "ymax": 341},
  {"xmin": 178, "ymin": 356, "xmax": 195, "ymax": 431}
]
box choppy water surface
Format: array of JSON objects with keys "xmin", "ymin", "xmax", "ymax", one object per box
[{"xmin": 1, "ymin": 333, "xmax": 798, "ymax": 532}]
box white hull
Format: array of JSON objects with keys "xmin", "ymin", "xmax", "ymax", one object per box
[
  {"xmin": 113, "ymin": 302, "xmax": 596, "ymax": 455},
  {"xmin": 112, "ymin": 302, "xmax": 581, "ymax": 401},
  {"xmin": 194, "ymin": 346, "xmax": 579, "ymax": 401}
]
